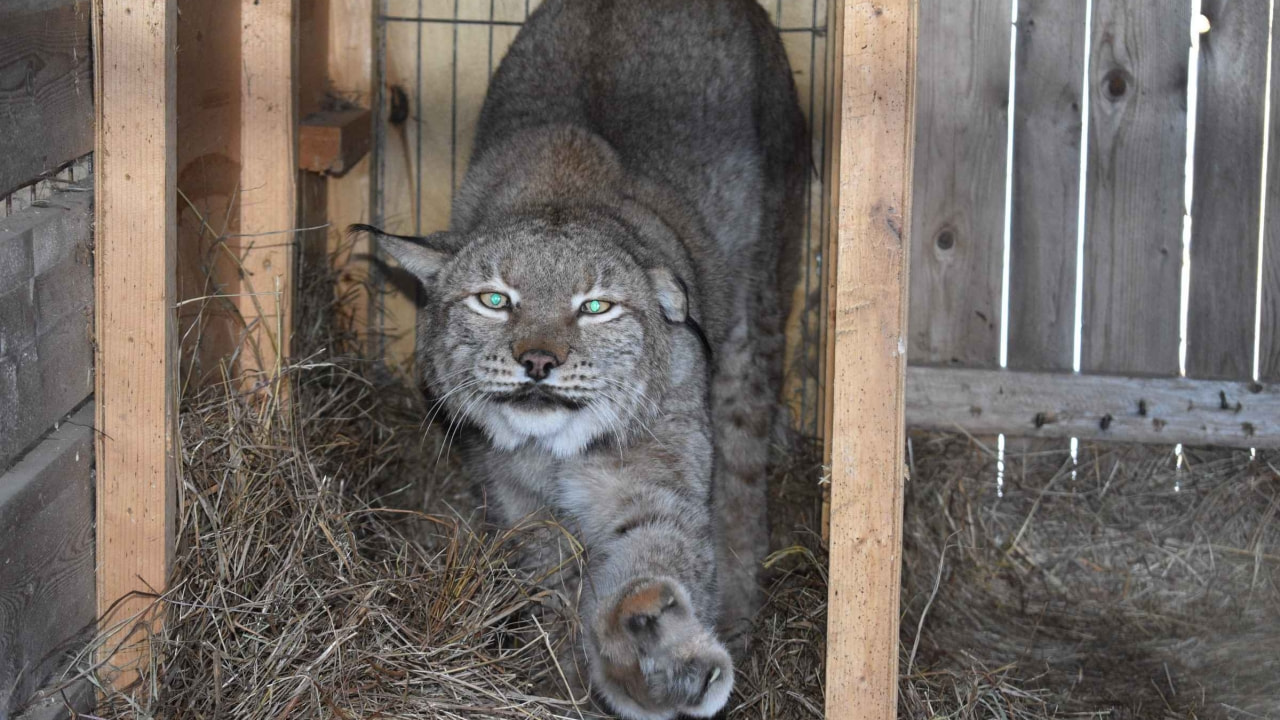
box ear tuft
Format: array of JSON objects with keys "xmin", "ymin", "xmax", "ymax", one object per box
[
  {"xmin": 348, "ymin": 224, "xmax": 454, "ymax": 283},
  {"xmin": 648, "ymin": 268, "xmax": 688, "ymax": 323}
]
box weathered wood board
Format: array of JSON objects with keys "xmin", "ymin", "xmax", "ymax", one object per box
[
  {"xmin": 908, "ymin": 365, "xmax": 1280, "ymax": 449},
  {"xmin": 1260, "ymin": 3, "xmax": 1280, "ymax": 382},
  {"xmin": 0, "ymin": 182, "xmax": 93, "ymax": 470},
  {"xmin": 0, "ymin": 1, "xmax": 94, "ymax": 199},
  {"xmin": 0, "ymin": 404, "xmax": 95, "ymax": 718},
  {"xmin": 1008, "ymin": 0, "xmax": 1087, "ymax": 372},
  {"xmin": 1187, "ymin": 0, "xmax": 1269, "ymax": 380},
  {"xmin": 908, "ymin": 0, "xmax": 1010, "ymax": 368},
  {"xmin": 1082, "ymin": 1, "xmax": 1188, "ymax": 376}
]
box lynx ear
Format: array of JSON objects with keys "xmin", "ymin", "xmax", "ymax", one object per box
[
  {"xmin": 647, "ymin": 267, "xmax": 688, "ymax": 323},
  {"xmin": 348, "ymin": 224, "xmax": 455, "ymax": 283}
]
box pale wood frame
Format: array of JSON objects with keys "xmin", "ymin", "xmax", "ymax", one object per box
[
  {"xmin": 93, "ymin": 0, "xmax": 919, "ymax": 714},
  {"xmin": 93, "ymin": 0, "xmax": 178, "ymax": 689},
  {"xmin": 824, "ymin": 1, "xmax": 915, "ymax": 718},
  {"xmin": 95, "ymin": 0, "xmax": 299, "ymax": 686}
]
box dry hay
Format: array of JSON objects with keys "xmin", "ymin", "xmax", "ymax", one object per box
[{"xmin": 40, "ymin": 269, "xmax": 1279, "ymax": 720}]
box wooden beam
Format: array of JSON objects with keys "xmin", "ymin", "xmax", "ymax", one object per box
[
  {"xmin": 299, "ymin": 108, "xmax": 371, "ymax": 176},
  {"xmin": 907, "ymin": 366, "xmax": 1280, "ymax": 448},
  {"xmin": 238, "ymin": 0, "xmax": 297, "ymax": 386},
  {"xmin": 0, "ymin": 1, "xmax": 94, "ymax": 199},
  {"xmin": 94, "ymin": 0, "xmax": 178, "ymax": 690},
  {"xmin": 824, "ymin": 1, "xmax": 913, "ymax": 719}
]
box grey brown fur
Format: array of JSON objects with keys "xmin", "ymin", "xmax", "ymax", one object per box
[{"xmin": 363, "ymin": 1, "xmax": 805, "ymax": 717}]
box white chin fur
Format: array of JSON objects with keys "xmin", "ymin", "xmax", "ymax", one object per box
[{"xmin": 475, "ymin": 403, "xmax": 611, "ymax": 457}]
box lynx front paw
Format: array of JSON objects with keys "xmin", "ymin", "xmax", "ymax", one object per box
[{"xmin": 590, "ymin": 579, "xmax": 733, "ymax": 720}]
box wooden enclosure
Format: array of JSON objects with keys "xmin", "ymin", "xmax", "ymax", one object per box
[
  {"xmin": 92, "ymin": 0, "xmax": 1280, "ymax": 717},
  {"xmin": 18, "ymin": 0, "xmax": 1280, "ymax": 718}
]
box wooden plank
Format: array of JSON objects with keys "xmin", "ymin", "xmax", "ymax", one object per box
[
  {"xmin": 1007, "ymin": 0, "xmax": 1087, "ymax": 372},
  {"xmin": 1263, "ymin": 6, "xmax": 1280, "ymax": 382},
  {"xmin": 326, "ymin": 0, "xmax": 375, "ymax": 348},
  {"xmin": 0, "ymin": 183, "xmax": 93, "ymax": 470},
  {"xmin": 825, "ymin": 0, "xmax": 913, "ymax": 718},
  {"xmin": 907, "ymin": 365, "xmax": 1280, "ymax": 448},
  {"xmin": 299, "ymin": 108, "xmax": 372, "ymax": 176},
  {"xmin": 1082, "ymin": 1, "xmax": 1188, "ymax": 376},
  {"xmin": 1187, "ymin": 0, "xmax": 1269, "ymax": 380},
  {"xmin": 174, "ymin": 0, "xmax": 244, "ymax": 389},
  {"xmin": 908, "ymin": 0, "xmax": 1009, "ymax": 368},
  {"xmin": 94, "ymin": 0, "xmax": 178, "ymax": 690},
  {"xmin": 238, "ymin": 0, "xmax": 297, "ymax": 386},
  {"xmin": 0, "ymin": 404, "xmax": 95, "ymax": 717},
  {"xmin": 0, "ymin": 1, "xmax": 94, "ymax": 199}
]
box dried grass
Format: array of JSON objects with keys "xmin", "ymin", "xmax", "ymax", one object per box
[{"xmin": 43, "ymin": 262, "xmax": 1280, "ymax": 720}]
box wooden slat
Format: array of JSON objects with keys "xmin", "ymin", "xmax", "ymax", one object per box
[
  {"xmin": 1082, "ymin": 1, "xmax": 1188, "ymax": 376},
  {"xmin": 1263, "ymin": 6, "xmax": 1280, "ymax": 382},
  {"xmin": 825, "ymin": 0, "xmax": 913, "ymax": 717},
  {"xmin": 238, "ymin": 0, "xmax": 297, "ymax": 385},
  {"xmin": 907, "ymin": 366, "xmax": 1280, "ymax": 448},
  {"xmin": 94, "ymin": 0, "xmax": 178, "ymax": 689},
  {"xmin": 1187, "ymin": 0, "xmax": 1269, "ymax": 380},
  {"xmin": 326, "ymin": 0, "xmax": 375, "ymax": 348},
  {"xmin": 908, "ymin": 0, "xmax": 1010, "ymax": 368},
  {"xmin": 0, "ymin": 1, "xmax": 93, "ymax": 199},
  {"xmin": 1007, "ymin": 0, "xmax": 1087, "ymax": 371},
  {"xmin": 0, "ymin": 183, "xmax": 93, "ymax": 470},
  {"xmin": 0, "ymin": 404, "xmax": 95, "ymax": 715},
  {"xmin": 174, "ymin": 0, "xmax": 244, "ymax": 388}
]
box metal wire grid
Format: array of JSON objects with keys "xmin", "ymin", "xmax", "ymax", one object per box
[{"xmin": 372, "ymin": 0, "xmax": 831, "ymax": 438}]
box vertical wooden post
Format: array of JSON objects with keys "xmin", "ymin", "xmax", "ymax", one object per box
[
  {"xmin": 825, "ymin": 1, "xmax": 914, "ymax": 719},
  {"xmin": 239, "ymin": 0, "xmax": 297, "ymax": 385},
  {"xmin": 94, "ymin": 0, "xmax": 178, "ymax": 689}
]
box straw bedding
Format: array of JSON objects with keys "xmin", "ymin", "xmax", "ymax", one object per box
[{"xmin": 51, "ymin": 272, "xmax": 1279, "ymax": 720}]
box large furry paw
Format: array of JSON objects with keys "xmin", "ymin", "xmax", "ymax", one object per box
[{"xmin": 589, "ymin": 578, "xmax": 733, "ymax": 720}]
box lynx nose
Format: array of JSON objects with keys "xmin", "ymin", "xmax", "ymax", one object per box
[{"xmin": 519, "ymin": 349, "xmax": 560, "ymax": 381}]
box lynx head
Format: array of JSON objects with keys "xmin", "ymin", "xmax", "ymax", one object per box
[{"xmin": 355, "ymin": 216, "xmax": 695, "ymax": 457}]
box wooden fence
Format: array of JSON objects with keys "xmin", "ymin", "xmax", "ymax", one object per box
[
  {"xmin": 906, "ymin": 0, "xmax": 1280, "ymax": 448},
  {"xmin": 0, "ymin": 2, "xmax": 96, "ymax": 718}
]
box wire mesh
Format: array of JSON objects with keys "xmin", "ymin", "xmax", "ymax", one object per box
[{"xmin": 373, "ymin": 0, "xmax": 831, "ymax": 438}]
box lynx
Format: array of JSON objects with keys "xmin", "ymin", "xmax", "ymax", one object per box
[{"xmin": 360, "ymin": 1, "xmax": 805, "ymax": 716}]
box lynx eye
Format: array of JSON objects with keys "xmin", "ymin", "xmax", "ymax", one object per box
[
  {"xmin": 580, "ymin": 299, "xmax": 613, "ymax": 315},
  {"xmin": 479, "ymin": 292, "xmax": 510, "ymax": 310}
]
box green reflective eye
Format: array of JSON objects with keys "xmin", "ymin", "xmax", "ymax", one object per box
[
  {"xmin": 581, "ymin": 299, "xmax": 612, "ymax": 315},
  {"xmin": 480, "ymin": 292, "xmax": 510, "ymax": 309}
]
